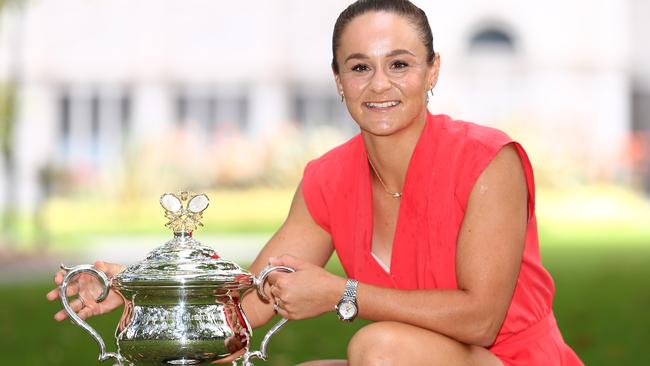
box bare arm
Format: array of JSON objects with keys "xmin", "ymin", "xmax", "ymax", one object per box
[
  {"xmin": 241, "ymin": 182, "xmax": 334, "ymax": 328},
  {"xmin": 271, "ymin": 144, "xmax": 528, "ymax": 347}
]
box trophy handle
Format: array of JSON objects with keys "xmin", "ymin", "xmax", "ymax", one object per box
[
  {"xmin": 59, "ymin": 264, "xmax": 125, "ymax": 365},
  {"xmin": 241, "ymin": 265, "xmax": 295, "ymax": 366}
]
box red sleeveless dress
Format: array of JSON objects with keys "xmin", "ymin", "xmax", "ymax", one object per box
[{"xmin": 301, "ymin": 113, "xmax": 583, "ymax": 366}]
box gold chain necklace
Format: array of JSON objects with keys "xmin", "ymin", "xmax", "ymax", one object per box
[{"xmin": 367, "ymin": 157, "xmax": 402, "ymax": 199}]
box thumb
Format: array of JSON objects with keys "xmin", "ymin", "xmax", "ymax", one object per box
[
  {"xmin": 269, "ymin": 254, "xmax": 307, "ymax": 271},
  {"xmin": 93, "ymin": 260, "xmax": 124, "ymax": 277},
  {"xmin": 93, "ymin": 260, "xmax": 107, "ymax": 271}
]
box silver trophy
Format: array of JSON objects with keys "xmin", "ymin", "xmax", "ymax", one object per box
[{"xmin": 59, "ymin": 192, "xmax": 292, "ymax": 365}]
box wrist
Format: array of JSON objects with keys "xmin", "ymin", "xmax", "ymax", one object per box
[{"xmin": 328, "ymin": 275, "xmax": 347, "ymax": 313}]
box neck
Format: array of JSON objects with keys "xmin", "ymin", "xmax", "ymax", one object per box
[{"xmin": 362, "ymin": 112, "xmax": 428, "ymax": 192}]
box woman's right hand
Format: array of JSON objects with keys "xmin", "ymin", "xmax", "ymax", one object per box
[{"xmin": 46, "ymin": 260, "xmax": 127, "ymax": 321}]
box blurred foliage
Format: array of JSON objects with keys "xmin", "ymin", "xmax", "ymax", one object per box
[
  {"xmin": 36, "ymin": 188, "xmax": 295, "ymax": 250},
  {"xmin": 47, "ymin": 123, "xmax": 349, "ymax": 200},
  {"xmin": 0, "ymin": 0, "xmax": 27, "ymax": 249},
  {"xmin": 3, "ymin": 184, "xmax": 645, "ymax": 252},
  {"xmin": 0, "ymin": 81, "xmax": 16, "ymax": 156},
  {"xmin": 0, "ymin": 66, "xmax": 18, "ymax": 247},
  {"xmin": 537, "ymin": 185, "xmax": 650, "ymax": 247},
  {"xmin": 1, "ymin": 243, "xmax": 649, "ymax": 365}
]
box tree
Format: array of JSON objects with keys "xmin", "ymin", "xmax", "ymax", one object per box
[{"xmin": 0, "ymin": 0, "xmax": 25, "ymax": 248}]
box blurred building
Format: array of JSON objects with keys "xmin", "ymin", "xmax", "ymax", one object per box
[{"xmin": 0, "ymin": 0, "xmax": 648, "ymax": 212}]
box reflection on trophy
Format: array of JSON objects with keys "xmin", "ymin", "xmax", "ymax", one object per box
[{"xmin": 59, "ymin": 192, "xmax": 293, "ymax": 365}]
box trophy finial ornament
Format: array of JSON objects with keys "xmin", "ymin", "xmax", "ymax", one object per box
[{"xmin": 160, "ymin": 191, "xmax": 210, "ymax": 233}]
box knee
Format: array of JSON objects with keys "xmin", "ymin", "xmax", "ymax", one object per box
[{"xmin": 347, "ymin": 322, "xmax": 403, "ymax": 365}]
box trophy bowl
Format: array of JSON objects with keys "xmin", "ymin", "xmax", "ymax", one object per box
[{"xmin": 59, "ymin": 192, "xmax": 292, "ymax": 366}]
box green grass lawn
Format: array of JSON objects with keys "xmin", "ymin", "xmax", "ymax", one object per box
[{"xmin": 1, "ymin": 243, "xmax": 649, "ymax": 365}]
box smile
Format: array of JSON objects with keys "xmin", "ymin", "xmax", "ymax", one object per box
[{"xmin": 365, "ymin": 101, "xmax": 401, "ymax": 109}]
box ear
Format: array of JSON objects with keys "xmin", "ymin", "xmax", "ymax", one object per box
[
  {"xmin": 333, "ymin": 71, "xmax": 343, "ymax": 96},
  {"xmin": 427, "ymin": 53, "xmax": 441, "ymax": 90}
]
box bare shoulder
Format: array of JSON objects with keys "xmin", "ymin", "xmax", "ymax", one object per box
[
  {"xmin": 472, "ymin": 143, "xmax": 527, "ymax": 202},
  {"xmin": 285, "ymin": 183, "xmax": 328, "ymax": 230},
  {"xmin": 482, "ymin": 143, "xmax": 524, "ymax": 178}
]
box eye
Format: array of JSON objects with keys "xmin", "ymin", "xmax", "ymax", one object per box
[
  {"xmin": 391, "ymin": 60, "xmax": 409, "ymax": 69},
  {"xmin": 351, "ymin": 64, "xmax": 370, "ymax": 72}
]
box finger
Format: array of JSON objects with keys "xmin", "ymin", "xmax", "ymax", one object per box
[
  {"xmin": 69, "ymin": 298, "xmax": 84, "ymax": 313},
  {"xmin": 54, "ymin": 270, "xmax": 66, "ymax": 285},
  {"xmin": 54, "ymin": 308, "xmax": 69, "ymax": 322},
  {"xmin": 276, "ymin": 307, "xmax": 291, "ymax": 320},
  {"xmin": 54, "ymin": 297, "xmax": 85, "ymax": 321},
  {"xmin": 47, "ymin": 281, "xmax": 79, "ymax": 300},
  {"xmin": 77, "ymin": 307, "xmax": 94, "ymax": 321},
  {"xmin": 260, "ymin": 281, "xmax": 274, "ymax": 301},
  {"xmin": 64, "ymin": 282, "xmax": 80, "ymax": 297},
  {"xmin": 267, "ymin": 272, "xmax": 289, "ymax": 286},
  {"xmin": 46, "ymin": 288, "xmax": 60, "ymax": 301},
  {"xmin": 261, "ymin": 280, "xmax": 275, "ymax": 300},
  {"xmin": 273, "ymin": 293, "xmax": 287, "ymax": 309},
  {"xmin": 94, "ymin": 260, "xmax": 108, "ymax": 273},
  {"xmin": 95, "ymin": 260, "xmax": 126, "ymax": 277},
  {"xmin": 266, "ymin": 271, "xmax": 278, "ymax": 284},
  {"xmin": 270, "ymin": 285, "xmax": 281, "ymax": 298},
  {"xmin": 269, "ymin": 254, "xmax": 305, "ymax": 270}
]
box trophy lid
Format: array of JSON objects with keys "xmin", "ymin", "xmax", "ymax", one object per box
[{"xmin": 113, "ymin": 192, "xmax": 254, "ymax": 290}]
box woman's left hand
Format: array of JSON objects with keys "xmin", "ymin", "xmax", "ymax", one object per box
[{"xmin": 266, "ymin": 254, "xmax": 346, "ymax": 320}]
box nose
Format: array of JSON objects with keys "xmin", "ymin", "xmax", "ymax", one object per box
[{"xmin": 369, "ymin": 67, "xmax": 391, "ymax": 94}]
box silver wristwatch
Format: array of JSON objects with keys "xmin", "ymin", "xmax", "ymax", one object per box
[{"xmin": 335, "ymin": 279, "xmax": 359, "ymax": 322}]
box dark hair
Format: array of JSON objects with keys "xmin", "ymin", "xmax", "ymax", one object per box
[{"xmin": 331, "ymin": 0, "xmax": 435, "ymax": 74}]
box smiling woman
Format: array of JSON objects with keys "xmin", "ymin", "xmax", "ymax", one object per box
[
  {"xmin": 47, "ymin": 1, "xmax": 584, "ymax": 365},
  {"xmin": 334, "ymin": 11, "xmax": 437, "ymax": 140}
]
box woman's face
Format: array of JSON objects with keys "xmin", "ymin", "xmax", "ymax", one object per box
[{"xmin": 334, "ymin": 11, "xmax": 440, "ymax": 137}]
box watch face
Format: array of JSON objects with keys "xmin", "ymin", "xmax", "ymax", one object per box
[{"xmin": 338, "ymin": 300, "xmax": 357, "ymax": 320}]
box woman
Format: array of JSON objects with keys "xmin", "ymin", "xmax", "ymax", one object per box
[{"xmin": 48, "ymin": 1, "xmax": 584, "ymax": 365}]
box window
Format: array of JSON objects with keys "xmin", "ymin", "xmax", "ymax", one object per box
[
  {"xmin": 462, "ymin": 21, "xmax": 522, "ymax": 124},
  {"xmin": 631, "ymin": 86, "xmax": 650, "ymax": 193},
  {"xmin": 175, "ymin": 85, "xmax": 248, "ymax": 136},
  {"xmin": 292, "ymin": 86, "xmax": 355, "ymax": 134},
  {"xmin": 468, "ymin": 25, "xmax": 516, "ymax": 53},
  {"xmin": 632, "ymin": 88, "xmax": 650, "ymax": 132},
  {"xmin": 58, "ymin": 86, "xmax": 131, "ymax": 167}
]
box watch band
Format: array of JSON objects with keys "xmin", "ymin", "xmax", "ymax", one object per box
[{"xmin": 342, "ymin": 279, "xmax": 358, "ymax": 300}]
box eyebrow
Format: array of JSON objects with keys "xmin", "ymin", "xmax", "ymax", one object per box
[{"xmin": 343, "ymin": 49, "xmax": 417, "ymax": 63}]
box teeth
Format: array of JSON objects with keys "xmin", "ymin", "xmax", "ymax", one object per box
[{"xmin": 367, "ymin": 101, "xmax": 400, "ymax": 108}]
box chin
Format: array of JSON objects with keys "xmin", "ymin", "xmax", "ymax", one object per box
[
  {"xmin": 351, "ymin": 104, "xmax": 426, "ymax": 136},
  {"xmin": 360, "ymin": 122, "xmax": 404, "ymax": 137}
]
